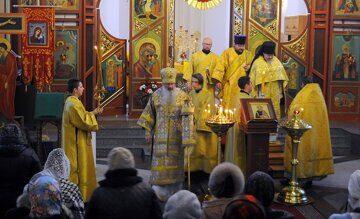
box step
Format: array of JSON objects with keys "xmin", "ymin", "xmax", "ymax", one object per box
[
  {"xmin": 96, "ymin": 137, "xmax": 147, "ymax": 149},
  {"xmin": 96, "ymin": 147, "xmax": 151, "ymax": 169},
  {"xmin": 269, "ymin": 152, "xmax": 284, "ymax": 160},
  {"xmin": 97, "ymin": 128, "xmax": 145, "ymax": 138},
  {"xmin": 269, "ymin": 145, "xmax": 283, "ymax": 153},
  {"xmin": 269, "ymin": 165, "xmax": 285, "ymax": 179}
]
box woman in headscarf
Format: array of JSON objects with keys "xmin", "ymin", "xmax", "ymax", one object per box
[
  {"xmin": 13, "ymin": 149, "xmax": 83, "ymax": 219},
  {"xmin": 43, "ymin": 148, "xmax": 85, "ymax": 219},
  {"xmin": 0, "ymin": 123, "xmax": 41, "ymax": 217},
  {"xmin": 7, "ymin": 174, "xmax": 71, "ymax": 219}
]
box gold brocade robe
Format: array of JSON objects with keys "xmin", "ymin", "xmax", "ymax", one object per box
[
  {"xmin": 284, "ymin": 83, "xmax": 334, "ymax": 179},
  {"xmin": 137, "ymin": 87, "xmax": 195, "ymax": 185},
  {"xmin": 188, "ymin": 89, "xmax": 218, "ymax": 173},
  {"xmin": 212, "ymin": 48, "xmax": 253, "ymax": 107},
  {"xmin": 61, "ymin": 96, "xmax": 98, "ymax": 201},
  {"xmin": 249, "ymin": 56, "xmax": 288, "ymax": 119},
  {"xmin": 225, "ymin": 91, "xmax": 252, "ymax": 170},
  {"xmin": 183, "ymin": 51, "xmax": 219, "ymax": 88}
]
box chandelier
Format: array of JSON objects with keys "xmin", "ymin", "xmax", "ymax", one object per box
[{"xmin": 184, "ymin": 0, "xmax": 223, "ymax": 10}]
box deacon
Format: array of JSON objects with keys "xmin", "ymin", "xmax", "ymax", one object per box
[
  {"xmin": 225, "ymin": 76, "xmax": 253, "ymax": 170},
  {"xmin": 284, "ymin": 76, "xmax": 334, "ymax": 186},
  {"xmin": 138, "ymin": 67, "xmax": 195, "ymax": 201},
  {"xmin": 188, "ymin": 73, "xmax": 217, "ymax": 174},
  {"xmin": 212, "ymin": 35, "xmax": 253, "ymax": 108},
  {"xmin": 248, "ymin": 41, "xmax": 288, "ymax": 119},
  {"xmin": 62, "ymin": 79, "xmax": 103, "ymax": 201},
  {"xmin": 183, "ymin": 37, "xmax": 218, "ymax": 93}
]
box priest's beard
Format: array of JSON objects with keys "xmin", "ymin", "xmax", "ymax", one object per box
[
  {"xmin": 235, "ymin": 49, "xmax": 244, "ymax": 55},
  {"xmin": 161, "ymin": 87, "xmax": 176, "ymax": 106},
  {"xmin": 202, "ymin": 49, "xmax": 211, "ymax": 54}
]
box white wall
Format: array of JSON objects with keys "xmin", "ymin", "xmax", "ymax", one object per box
[
  {"xmin": 281, "ymin": 0, "xmax": 309, "ymax": 33},
  {"xmin": 99, "ymin": 0, "xmax": 130, "ymax": 41},
  {"xmin": 175, "ymin": 0, "xmax": 231, "ymax": 55}
]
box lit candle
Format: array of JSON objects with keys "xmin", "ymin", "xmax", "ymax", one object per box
[{"xmin": 225, "ymin": 109, "xmax": 229, "ymax": 119}]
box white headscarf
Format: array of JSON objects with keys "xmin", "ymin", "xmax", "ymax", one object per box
[
  {"xmin": 44, "ymin": 148, "xmax": 71, "ymax": 180},
  {"xmin": 348, "ymin": 170, "xmax": 360, "ymax": 210}
]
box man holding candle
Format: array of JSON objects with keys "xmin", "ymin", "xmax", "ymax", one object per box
[
  {"xmin": 137, "ymin": 67, "xmax": 195, "ymax": 201},
  {"xmin": 62, "ymin": 78, "xmax": 103, "ymax": 201},
  {"xmin": 225, "ymin": 76, "xmax": 253, "ymax": 170},
  {"xmin": 248, "ymin": 41, "xmax": 288, "ymax": 119},
  {"xmin": 212, "ymin": 35, "xmax": 253, "ymax": 109},
  {"xmin": 188, "ymin": 73, "xmax": 218, "ymax": 174}
]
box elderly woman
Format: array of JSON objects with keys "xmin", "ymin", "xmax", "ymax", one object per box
[
  {"xmin": 202, "ymin": 162, "xmax": 245, "ymax": 219},
  {"xmin": 163, "ymin": 190, "xmax": 202, "ymax": 219},
  {"xmin": 14, "ymin": 149, "xmax": 84, "ymax": 219},
  {"xmin": 44, "ymin": 148, "xmax": 85, "ymax": 219}
]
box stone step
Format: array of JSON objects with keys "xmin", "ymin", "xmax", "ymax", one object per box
[
  {"xmin": 97, "ymin": 128, "xmax": 145, "ymax": 138},
  {"xmin": 96, "ymin": 137, "xmax": 147, "ymax": 149}
]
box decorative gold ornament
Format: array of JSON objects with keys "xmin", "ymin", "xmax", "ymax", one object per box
[
  {"xmin": 93, "ymin": 46, "xmax": 106, "ymax": 106},
  {"xmin": 285, "ymin": 31, "xmax": 308, "ymax": 62},
  {"xmin": 276, "ymin": 108, "xmax": 313, "ymax": 205},
  {"xmin": 185, "ymin": 0, "xmax": 222, "ymax": 10}
]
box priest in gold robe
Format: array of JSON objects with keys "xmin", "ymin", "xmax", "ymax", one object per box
[
  {"xmin": 249, "ymin": 41, "xmax": 288, "ymax": 119},
  {"xmin": 183, "ymin": 37, "xmax": 218, "ymax": 91},
  {"xmin": 212, "ymin": 35, "xmax": 253, "ymax": 108},
  {"xmin": 62, "ymin": 79, "xmax": 103, "ymax": 201},
  {"xmin": 284, "ymin": 76, "xmax": 334, "ymax": 184},
  {"xmin": 137, "ymin": 67, "xmax": 195, "ymax": 201},
  {"xmin": 225, "ymin": 76, "xmax": 253, "ymax": 171},
  {"xmin": 188, "ymin": 73, "xmax": 217, "ymax": 174}
]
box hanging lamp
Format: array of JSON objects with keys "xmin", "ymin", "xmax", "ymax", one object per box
[{"xmin": 184, "ymin": 0, "xmax": 222, "ymax": 10}]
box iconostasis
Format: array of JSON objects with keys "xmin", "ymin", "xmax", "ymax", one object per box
[
  {"xmin": 1, "ymin": 0, "xmax": 358, "ymax": 120},
  {"xmin": 230, "ymin": 0, "xmax": 359, "ymax": 120}
]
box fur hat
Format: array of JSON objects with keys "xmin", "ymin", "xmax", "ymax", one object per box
[
  {"xmin": 163, "ymin": 190, "xmax": 202, "ymax": 219},
  {"xmin": 107, "ymin": 147, "xmax": 135, "ymax": 170},
  {"xmin": 209, "ymin": 162, "xmax": 245, "ymax": 198},
  {"xmin": 245, "ymin": 171, "xmax": 275, "ymax": 207}
]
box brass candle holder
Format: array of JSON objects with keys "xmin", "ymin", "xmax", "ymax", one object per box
[
  {"xmin": 276, "ymin": 108, "xmax": 313, "ymax": 205},
  {"xmin": 205, "ymin": 101, "xmax": 235, "ymax": 164}
]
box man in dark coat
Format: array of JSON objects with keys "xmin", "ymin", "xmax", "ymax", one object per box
[{"xmin": 86, "ymin": 147, "xmax": 162, "ymax": 219}]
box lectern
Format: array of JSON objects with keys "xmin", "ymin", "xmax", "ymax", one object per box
[{"xmin": 239, "ymin": 98, "xmax": 278, "ymax": 178}]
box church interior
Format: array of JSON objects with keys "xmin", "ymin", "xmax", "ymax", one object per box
[{"xmin": 0, "ymin": 0, "xmax": 360, "ymax": 218}]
